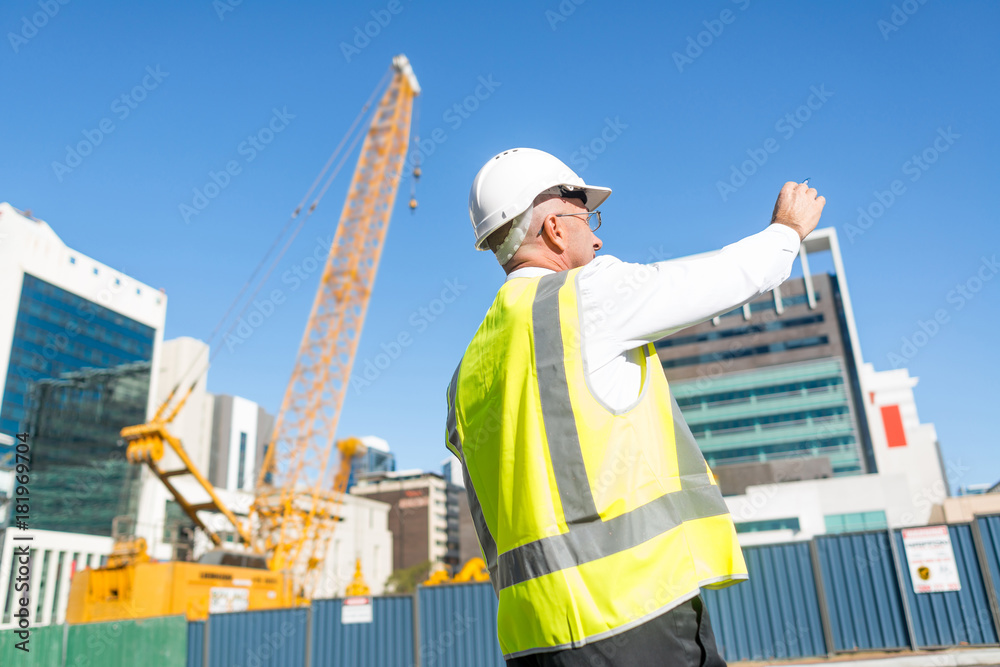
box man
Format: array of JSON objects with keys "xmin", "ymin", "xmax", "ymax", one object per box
[{"xmin": 446, "ymin": 148, "xmax": 824, "ymax": 666}]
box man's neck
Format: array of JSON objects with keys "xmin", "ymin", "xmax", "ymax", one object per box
[{"xmin": 503, "ymin": 255, "xmax": 572, "ymax": 276}]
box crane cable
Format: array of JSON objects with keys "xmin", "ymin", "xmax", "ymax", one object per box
[{"xmin": 165, "ymin": 66, "xmax": 393, "ymax": 405}]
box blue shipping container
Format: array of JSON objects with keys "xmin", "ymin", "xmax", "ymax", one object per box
[
  {"xmin": 894, "ymin": 525, "xmax": 998, "ymax": 647},
  {"xmin": 418, "ymin": 583, "xmax": 504, "ymax": 667},
  {"xmin": 208, "ymin": 607, "xmax": 309, "ymax": 667},
  {"xmin": 815, "ymin": 531, "xmax": 910, "ymax": 651},
  {"xmin": 312, "ymin": 595, "xmax": 415, "ymax": 667},
  {"xmin": 703, "ymin": 541, "xmax": 826, "ymax": 661}
]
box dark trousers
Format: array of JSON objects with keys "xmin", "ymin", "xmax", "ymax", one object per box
[{"xmin": 506, "ymin": 596, "xmax": 726, "ymax": 667}]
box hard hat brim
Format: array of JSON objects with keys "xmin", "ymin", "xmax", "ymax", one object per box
[{"xmin": 473, "ymin": 183, "xmax": 612, "ymax": 250}]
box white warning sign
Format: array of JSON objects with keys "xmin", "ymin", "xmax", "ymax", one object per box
[
  {"xmin": 342, "ymin": 596, "xmax": 373, "ymax": 624},
  {"xmin": 901, "ymin": 525, "xmax": 961, "ymax": 594},
  {"xmin": 209, "ymin": 587, "xmax": 250, "ymax": 613}
]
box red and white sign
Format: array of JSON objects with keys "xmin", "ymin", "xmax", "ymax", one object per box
[
  {"xmin": 902, "ymin": 525, "xmax": 961, "ymax": 593},
  {"xmin": 399, "ymin": 496, "xmax": 429, "ymax": 509},
  {"xmin": 342, "ymin": 596, "xmax": 373, "ymax": 624}
]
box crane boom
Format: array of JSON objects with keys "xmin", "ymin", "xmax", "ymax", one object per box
[{"xmin": 253, "ymin": 55, "xmax": 420, "ymax": 594}]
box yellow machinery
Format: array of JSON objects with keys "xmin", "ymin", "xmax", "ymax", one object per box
[
  {"xmin": 422, "ymin": 558, "xmax": 491, "ymax": 586},
  {"xmin": 66, "ymin": 55, "xmax": 420, "ymax": 623}
]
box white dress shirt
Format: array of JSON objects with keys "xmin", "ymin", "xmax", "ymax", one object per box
[{"xmin": 505, "ymin": 224, "xmax": 802, "ymax": 411}]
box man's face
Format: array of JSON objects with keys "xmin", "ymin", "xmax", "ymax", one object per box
[{"xmin": 556, "ymin": 199, "xmax": 603, "ymax": 268}]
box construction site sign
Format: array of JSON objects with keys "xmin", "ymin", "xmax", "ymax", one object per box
[
  {"xmin": 342, "ymin": 596, "xmax": 373, "ymax": 624},
  {"xmin": 901, "ymin": 525, "xmax": 961, "ymax": 593},
  {"xmin": 209, "ymin": 587, "xmax": 251, "ymax": 613}
]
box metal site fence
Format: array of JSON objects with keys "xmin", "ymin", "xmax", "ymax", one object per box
[{"xmin": 5, "ymin": 515, "xmax": 1000, "ymax": 666}]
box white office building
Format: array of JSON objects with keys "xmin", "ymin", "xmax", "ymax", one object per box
[{"xmin": 0, "ymin": 202, "xmax": 166, "ymax": 627}]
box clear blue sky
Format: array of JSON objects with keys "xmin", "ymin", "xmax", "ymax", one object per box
[{"xmin": 3, "ymin": 1, "xmax": 997, "ymax": 492}]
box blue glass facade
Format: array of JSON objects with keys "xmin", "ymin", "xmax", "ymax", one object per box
[
  {"xmin": 671, "ymin": 357, "xmax": 866, "ymax": 475},
  {"xmin": 0, "ymin": 273, "xmax": 155, "ymax": 534},
  {"xmin": 1, "ymin": 273, "xmax": 154, "ymax": 441},
  {"xmin": 347, "ymin": 446, "xmax": 396, "ymax": 490},
  {"xmin": 824, "ymin": 510, "xmax": 888, "ymax": 533}
]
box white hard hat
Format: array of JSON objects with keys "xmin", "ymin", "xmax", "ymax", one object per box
[{"xmin": 468, "ymin": 148, "xmax": 611, "ymax": 251}]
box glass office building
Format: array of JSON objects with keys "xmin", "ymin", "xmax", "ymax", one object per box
[
  {"xmin": 348, "ymin": 445, "xmax": 396, "ymax": 490},
  {"xmin": 672, "ymin": 357, "xmax": 862, "ymax": 474},
  {"xmin": 659, "ymin": 259, "xmax": 875, "ymax": 489},
  {"xmin": 1, "ymin": 274, "xmax": 155, "ymax": 535}
]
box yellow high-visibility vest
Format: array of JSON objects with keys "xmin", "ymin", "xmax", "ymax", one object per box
[{"xmin": 446, "ymin": 268, "xmax": 748, "ymax": 660}]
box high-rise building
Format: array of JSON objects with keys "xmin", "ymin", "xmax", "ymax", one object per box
[
  {"xmin": 350, "ymin": 471, "xmax": 459, "ymax": 573},
  {"xmin": 208, "ymin": 394, "xmax": 274, "ymax": 493},
  {"xmin": 0, "ymin": 204, "xmax": 166, "ymax": 534},
  {"xmin": 0, "ymin": 202, "xmax": 165, "ymax": 629},
  {"xmin": 23, "ymin": 363, "xmax": 149, "ymax": 536},
  {"xmin": 346, "ymin": 436, "xmax": 396, "ymax": 490},
  {"xmin": 658, "ymin": 228, "xmax": 948, "ymax": 543}
]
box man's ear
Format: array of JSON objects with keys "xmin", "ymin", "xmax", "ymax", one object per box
[{"xmin": 539, "ymin": 213, "xmax": 567, "ymax": 251}]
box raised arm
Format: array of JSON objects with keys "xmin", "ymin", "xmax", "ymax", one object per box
[{"xmin": 579, "ymin": 181, "xmax": 825, "ymax": 363}]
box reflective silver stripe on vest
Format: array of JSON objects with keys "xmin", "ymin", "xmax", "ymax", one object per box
[
  {"xmin": 531, "ymin": 272, "xmax": 600, "ymax": 526},
  {"xmin": 447, "ymin": 361, "xmax": 500, "ymax": 592},
  {"xmin": 495, "ymin": 483, "xmax": 729, "ymax": 590},
  {"xmin": 493, "ymin": 273, "xmax": 728, "ymax": 591}
]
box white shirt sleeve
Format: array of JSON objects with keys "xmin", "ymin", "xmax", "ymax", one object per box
[{"xmin": 578, "ymin": 224, "xmax": 801, "ymax": 372}]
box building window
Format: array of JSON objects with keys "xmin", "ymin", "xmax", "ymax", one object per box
[
  {"xmin": 824, "ymin": 511, "xmax": 888, "ymax": 534},
  {"xmin": 69, "ymin": 256, "xmax": 76, "ymax": 264},
  {"xmin": 0, "ymin": 274, "xmax": 155, "ymax": 535},
  {"xmin": 661, "ymin": 336, "xmax": 830, "ymax": 369},
  {"xmin": 735, "ymin": 517, "xmax": 801, "ymax": 534},
  {"xmin": 237, "ymin": 432, "xmax": 248, "ymax": 489},
  {"xmin": 657, "ymin": 314, "xmax": 825, "ymax": 349},
  {"xmin": 92, "ymin": 267, "xmax": 98, "ymax": 275}
]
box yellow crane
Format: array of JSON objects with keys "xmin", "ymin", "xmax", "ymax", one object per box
[{"xmin": 66, "ymin": 54, "xmax": 420, "ymax": 622}]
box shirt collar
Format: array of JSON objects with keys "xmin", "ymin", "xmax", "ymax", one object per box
[{"xmin": 504, "ymin": 266, "xmax": 555, "ymax": 282}]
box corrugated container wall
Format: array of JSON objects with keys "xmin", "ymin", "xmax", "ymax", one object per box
[
  {"xmin": 188, "ymin": 620, "xmax": 205, "ymax": 667},
  {"xmin": 976, "ymin": 515, "xmax": 1000, "ymax": 631},
  {"xmin": 0, "ymin": 623, "xmax": 62, "ymax": 666},
  {"xmin": 815, "ymin": 532, "xmax": 910, "ymax": 651},
  {"xmin": 66, "ymin": 615, "xmax": 188, "ymax": 667},
  {"xmin": 418, "ymin": 583, "xmax": 505, "ymax": 667},
  {"xmin": 207, "ymin": 607, "xmax": 308, "ymax": 667},
  {"xmin": 311, "ymin": 596, "xmax": 414, "ymax": 667},
  {"xmin": 893, "ymin": 525, "xmax": 999, "ymax": 647},
  {"xmin": 702, "ymin": 542, "xmax": 827, "ymax": 662}
]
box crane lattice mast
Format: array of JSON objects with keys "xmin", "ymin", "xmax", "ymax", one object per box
[{"xmin": 253, "ymin": 56, "xmax": 420, "ymax": 595}]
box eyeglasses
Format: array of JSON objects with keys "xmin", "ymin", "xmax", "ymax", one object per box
[{"xmin": 538, "ymin": 210, "xmax": 601, "ymax": 235}]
